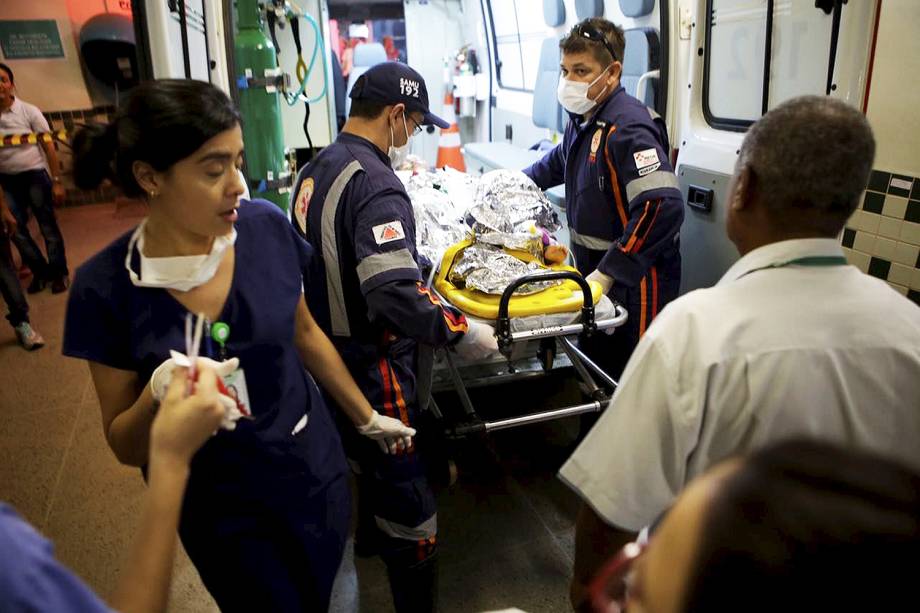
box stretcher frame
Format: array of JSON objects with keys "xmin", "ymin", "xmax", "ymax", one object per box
[{"xmin": 428, "ymin": 270, "xmax": 627, "ymax": 437}]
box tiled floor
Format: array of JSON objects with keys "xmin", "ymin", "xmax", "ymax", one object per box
[{"xmin": 0, "ymin": 202, "xmax": 584, "ymax": 612}]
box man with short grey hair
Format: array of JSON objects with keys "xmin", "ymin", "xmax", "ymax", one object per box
[{"xmin": 559, "ymin": 95, "xmax": 920, "ymax": 612}]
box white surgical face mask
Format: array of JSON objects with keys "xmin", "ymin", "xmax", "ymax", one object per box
[
  {"xmin": 557, "ymin": 65, "xmax": 612, "ymax": 115},
  {"xmin": 387, "ymin": 112, "xmax": 411, "ymax": 169},
  {"xmin": 125, "ymin": 218, "xmax": 236, "ymax": 292}
]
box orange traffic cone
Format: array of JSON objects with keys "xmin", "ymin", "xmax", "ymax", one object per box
[{"xmin": 436, "ymin": 91, "xmax": 466, "ymax": 172}]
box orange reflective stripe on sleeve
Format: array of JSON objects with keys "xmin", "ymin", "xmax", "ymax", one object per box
[
  {"xmin": 621, "ymin": 201, "xmax": 651, "ymax": 252},
  {"xmin": 631, "ymin": 201, "xmax": 662, "ymax": 254},
  {"xmin": 417, "ymin": 282, "xmax": 468, "ymax": 333},
  {"xmin": 651, "ymin": 267, "xmax": 659, "ymax": 320}
]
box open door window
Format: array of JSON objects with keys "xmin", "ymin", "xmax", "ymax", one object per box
[{"xmin": 703, "ymin": 0, "xmax": 839, "ymax": 131}]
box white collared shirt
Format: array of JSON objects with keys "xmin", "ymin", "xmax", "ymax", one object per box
[
  {"xmin": 0, "ymin": 98, "xmax": 50, "ymax": 174},
  {"xmin": 560, "ymin": 238, "xmax": 920, "ymax": 531}
]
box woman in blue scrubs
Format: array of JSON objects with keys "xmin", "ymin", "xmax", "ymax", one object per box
[{"xmin": 63, "ymin": 80, "xmax": 413, "ymax": 612}]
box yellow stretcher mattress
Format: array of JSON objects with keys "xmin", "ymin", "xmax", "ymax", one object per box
[{"xmin": 433, "ymin": 240, "xmax": 603, "ymax": 320}]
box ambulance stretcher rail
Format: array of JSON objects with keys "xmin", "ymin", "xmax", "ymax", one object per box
[
  {"xmin": 440, "ymin": 271, "xmax": 627, "ymax": 437},
  {"xmin": 495, "ymin": 270, "xmax": 599, "ymax": 360}
]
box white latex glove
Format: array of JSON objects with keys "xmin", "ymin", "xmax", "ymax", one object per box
[
  {"xmin": 149, "ymin": 352, "xmax": 243, "ymax": 431},
  {"xmin": 149, "ymin": 352, "xmax": 240, "ymax": 400},
  {"xmin": 455, "ymin": 321, "xmax": 499, "ymax": 361},
  {"xmin": 586, "ymin": 269, "xmax": 614, "ymax": 295},
  {"xmin": 357, "ymin": 410, "xmax": 417, "ymax": 455}
]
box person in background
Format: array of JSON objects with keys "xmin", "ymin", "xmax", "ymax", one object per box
[
  {"xmin": 290, "ymin": 62, "xmax": 498, "ymax": 612},
  {"xmin": 65, "ymin": 79, "xmax": 414, "ymax": 611},
  {"xmin": 590, "ymin": 440, "xmax": 920, "ymax": 613},
  {"xmin": 0, "ymin": 189, "xmax": 44, "ymax": 349},
  {"xmin": 559, "ymin": 95, "xmax": 920, "ymax": 611},
  {"xmin": 382, "ymin": 35, "xmax": 401, "ymax": 62},
  {"xmin": 0, "ymin": 62, "xmax": 70, "ymax": 294},
  {"xmin": 524, "ymin": 18, "xmax": 684, "ymax": 379},
  {"xmin": 0, "ymin": 366, "xmax": 228, "ymax": 612}
]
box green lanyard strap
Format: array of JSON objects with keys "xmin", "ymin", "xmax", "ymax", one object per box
[{"xmin": 741, "ymin": 255, "xmax": 848, "ymax": 279}]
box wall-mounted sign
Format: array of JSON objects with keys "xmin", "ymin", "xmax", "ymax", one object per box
[{"xmin": 0, "ymin": 20, "xmax": 65, "ymax": 60}]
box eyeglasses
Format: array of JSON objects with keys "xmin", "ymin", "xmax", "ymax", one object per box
[
  {"xmin": 575, "ymin": 24, "xmax": 620, "ymax": 64},
  {"xmin": 408, "ymin": 116, "xmax": 423, "ymax": 136},
  {"xmin": 588, "ymin": 540, "xmax": 648, "ymax": 613}
]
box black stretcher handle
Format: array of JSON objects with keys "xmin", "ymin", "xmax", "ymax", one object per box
[{"xmin": 495, "ymin": 271, "xmax": 597, "ymax": 356}]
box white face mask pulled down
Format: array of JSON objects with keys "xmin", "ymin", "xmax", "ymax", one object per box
[
  {"xmin": 125, "ymin": 218, "xmax": 237, "ymax": 292},
  {"xmin": 388, "ymin": 112, "xmax": 411, "ymax": 169},
  {"xmin": 557, "ymin": 65, "xmax": 613, "ymax": 115}
]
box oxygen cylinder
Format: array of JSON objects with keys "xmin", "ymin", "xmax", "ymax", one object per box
[{"xmin": 234, "ymin": 0, "xmax": 289, "ymax": 212}]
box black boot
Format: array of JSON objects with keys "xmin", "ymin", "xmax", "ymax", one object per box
[{"xmin": 384, "ymin": 545, "xmax": 439, "ymax": 613}]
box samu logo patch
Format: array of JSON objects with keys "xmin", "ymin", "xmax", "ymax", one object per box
[
  {"xmin": 373, "ymin": 220, "xmax": 406, "ymax": 245},
  {"xmin": 589, "ymin": 128, "xmax": 604, "ymax": 163},
  {"xmin": 294, "ymin": 178, "xmax": 314, "ymax": 233}
]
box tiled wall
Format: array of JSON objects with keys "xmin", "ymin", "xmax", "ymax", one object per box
[
  {"xmin": 43, "ymin": 107, "xmax": 120, "ymax": 206},
  {"xmin": 842, "ymin": 169, "xmax": 920, "ymax": 307}
]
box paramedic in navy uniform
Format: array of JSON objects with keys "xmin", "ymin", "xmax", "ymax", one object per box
[
  {"xmin": 290, "ymin": 62, "xmax": 497, "ymax": 612},
  {"xmin": 62, "ymin": 80, "xmax": 416, "ymax": 613},
  {"xmin": 524, "ymin": 18, "xmax": 684, "ymax": 378}
]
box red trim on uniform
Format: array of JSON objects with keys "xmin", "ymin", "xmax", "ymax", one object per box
[
  {"xmin": 387, "ymin": 361, "xmax": 413, "ymax": 454},
  {"xmin": 651, "ymin": 267, "xmax": 659, "ymax": 320},
  {"xmin": 377, "ymin": 358, "xmax": 397, "ymax": 419},
  {"xmin": 417, "ymin": 536, "xmax": 437, "ymax": 561},
  {"xmin": 639, "ymin": 276, "xmax": 648, "ymax": 338},
  {"xmin": 417, "ymin": 282, "xmax": 468, "ymax": 332},
  {"xmin": 604, "ymin": 126, "xmax": 630, "ymax": 228},
  {"xmin": 631, "ymin": 201, "xmax": 662, "ymax": 254},
  {"xmin": 622, "ymin": 201, "xmax": 651, "ymax": 252}
]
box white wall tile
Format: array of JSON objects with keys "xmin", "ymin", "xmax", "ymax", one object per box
[
  {"xmin": 854, "ymin": 231, "xmax": 876, "ymax": 253},
  {"xmin": 901, "ymin": 222, "xmax": 920, "ymax": 246},
  {"xmin": 845, "ymin": 249, "xmax": 870, "ymax": 273},
  {"xmin": 889, "ymin": 263, "xmax": 913, "ymax": 286},
  {"xmin": 888, "ymin": 282, "xmax": 909, "ymax": 296},
  {"xmin": 883, "ymin": 195, "xmax": 908, "ymax": 218},
  {"xmin": 893, "ymin": 241, "xmax": 920, "ymax": 266},
  {"xmin": 879, "ymin": 216, "xmax": 904, "ymax": 239},
  {"xmin": 866, "ymin": 211, "xmax": 884, "ymax": 233},
  {"xmin": 874, "ymin": 237, "xmax": 898, "ymax": 260}
]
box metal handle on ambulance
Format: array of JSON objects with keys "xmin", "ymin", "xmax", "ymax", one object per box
[
  {"xmin": 495, "ymin": 271, "xmax": 597, "ymax": 357},
  {"xmin": 635, "ymin": 69, "xmax": 660, "ymax": 107}
]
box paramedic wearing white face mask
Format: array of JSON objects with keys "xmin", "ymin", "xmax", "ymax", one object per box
[
  {"xmin": 289, "ymin": 61, "xmax": 497, "ymax": 613},
  {"xmin": 524, "ymin": 18, "xmax": 685, "ymax": 380},
  {"xmin": 62, "ymin": 79, "xmax": 417, "ymax": 612}
]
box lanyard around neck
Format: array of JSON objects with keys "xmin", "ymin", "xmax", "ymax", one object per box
[{"xmin": 739, "ymin": 255, "xmax": 848, "ymax": 280}]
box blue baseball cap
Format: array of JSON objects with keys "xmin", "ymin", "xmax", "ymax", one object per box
[{"xmin": 349, "ymin": 62, "xmax": 449, "ymax": 129}]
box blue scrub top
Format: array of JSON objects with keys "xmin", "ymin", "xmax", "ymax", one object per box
[
  {"xmin": 63, "ymin": 199, "xmax": 347, "ymax": 495},
  {"xmin": 0, "ymin": 503, "xmax": 113, "ymax": 612}
]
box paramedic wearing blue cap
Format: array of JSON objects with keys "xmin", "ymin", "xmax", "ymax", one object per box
[
  {"xmin": 290, "ymin": 62, "xmax": 497, "ymax": 612},
  {"xmin": 524, "ymin": 18, "xmax": 684, "ymax": 378}
]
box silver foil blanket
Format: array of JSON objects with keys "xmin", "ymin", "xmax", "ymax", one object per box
[
  {"xmin": 404, "ymin": 168, "xmax": 476, "ymax": 264},
  {"xmin": 448, "ymin": 244, "xmax": 561, "ymax": 295},
  {"xmin": 469, "ymin": 169, "xmax": 560, "ymax": 234}
]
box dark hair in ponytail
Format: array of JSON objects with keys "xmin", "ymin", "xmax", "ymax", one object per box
[{"xmin": 71, "ymin": 79, "xmax": 241, "ymax": 197}]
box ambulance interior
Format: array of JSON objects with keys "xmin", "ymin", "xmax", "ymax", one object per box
[{"xmin": 1, "ymin": 0, "xmax": 919, "ymax": 611}]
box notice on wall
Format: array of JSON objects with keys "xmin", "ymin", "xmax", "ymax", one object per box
[{"xmin": 0, "ymin": 20, "xmax": 65, "ymax": 60}]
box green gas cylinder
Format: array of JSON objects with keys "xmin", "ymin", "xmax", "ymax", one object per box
[{"xmin": 234, "ymin": 0, "xmax": 289, "ymax": 212}]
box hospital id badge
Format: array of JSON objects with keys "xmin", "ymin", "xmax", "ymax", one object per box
[{"xmin": 222, "ymin": 368, "xmax": 253, "ymax": 418}]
